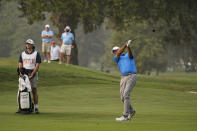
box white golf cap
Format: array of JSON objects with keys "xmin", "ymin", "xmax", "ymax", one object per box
[
  {"xmin": 65, "ymin": 26, "xmax": 71, "ymax": 29},
  {"xmin": 45, "ymin": 24, "xmax": 50, "ymax": 28},
  {"xmin": 64, "ymin": 26, "xmax": 71, "ymax": 31},
  {"xmin": 26, "ymin": 39, "xmax": 35, "ymax": 45},
  {"xmin": 111, "ymin": 46, "xmax": 120, "ymax": 54}
]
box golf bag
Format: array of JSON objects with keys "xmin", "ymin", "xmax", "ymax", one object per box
[{"xmin": 17, "ymin": 68, "xmax": 34, "ymax": 114}]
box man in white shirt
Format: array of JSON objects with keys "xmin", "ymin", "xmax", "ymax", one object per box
[{"xmin": 50, "ymin": 40, "xmax": 60, "ymax": 61}]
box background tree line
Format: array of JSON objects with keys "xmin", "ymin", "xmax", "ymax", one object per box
[
  {"xmin": 0, "ymin": 0, "xmax": 110, "ymax": 68},
  {"xmin": 0, "ymin": 0, "xmax": 197, "ymax": 74}
]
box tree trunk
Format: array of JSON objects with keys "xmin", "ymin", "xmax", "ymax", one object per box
[
  {"xmin": 70, "ymin": 43, "xmax": 78, "ymax": 65},
  {"xmin": 156, "ymin": 69, "xmax": 160, "ymax": 76}
]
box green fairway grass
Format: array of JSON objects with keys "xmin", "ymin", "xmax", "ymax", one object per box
[{"xmin": 0, "ymin": 58, "xmax": 197, "ymax": 131}]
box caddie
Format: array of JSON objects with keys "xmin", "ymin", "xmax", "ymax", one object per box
[{"xmin": 17, "ymin": 39, "xmax": 41, "ymax": 114}]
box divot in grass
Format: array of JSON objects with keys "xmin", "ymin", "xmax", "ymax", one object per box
[{"xmin": 189, "ymin": 91, "xmax": 197, "ymax": 94}]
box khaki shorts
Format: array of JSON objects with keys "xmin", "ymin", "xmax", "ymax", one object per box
[
  {"xmin": 42, "ymin": 42, "xmax": 51, "ymax": 53},
  {"xmin": 30, "ymin": 72, "xmax": 38, "ymax": 88},
  {"xmin": 60, "ymin": 44, "xmax": 72, "ymax": 55}
]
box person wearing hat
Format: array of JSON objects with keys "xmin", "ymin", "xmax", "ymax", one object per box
[
  {"xmin": 59, "ymin": 26, "xmax": 74, "ymax": 65},
  {"xmin": 41, "ymin": 24, "xmax": 54, "ymax": 63},
  {"xmin": 17, "ymin": 39, "xmax": 41, "ymax": 114},
  {"xmin": 50, "ymin": 40, "xmax": 60, "ymax": 61},
  {"xmin": 112, "ymin": 40, "xmax": 137, "ymax": 121}
]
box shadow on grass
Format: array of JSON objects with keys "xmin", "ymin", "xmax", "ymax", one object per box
[
  {"xmin": 38, "ymin": 111, "xmax": 116, "ymax": 120},
  {"xmin": 6, "ymin": 111, "xmax": 117, "ymax": 121},
  {"xmin": 0, "ymin": 110, "xmax": 113, "ymax": 116}
]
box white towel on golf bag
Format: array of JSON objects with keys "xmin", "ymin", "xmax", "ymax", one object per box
[{"xmin": 18, "ymin": 75, "xmax": 31, "ymax": 92}]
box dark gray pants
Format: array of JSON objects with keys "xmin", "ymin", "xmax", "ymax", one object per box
[{"xmin": 120, "ymin": 74, "xmax": 137, "ymax": 116}]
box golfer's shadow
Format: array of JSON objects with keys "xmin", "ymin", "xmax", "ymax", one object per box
[{"xmin": 39, "ymin": 111, "xmax": 115, "ymax": 120}]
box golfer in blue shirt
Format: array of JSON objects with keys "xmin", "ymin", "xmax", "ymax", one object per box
[{"xmin": 112, "ymin": 40, "xmax": 137, "ymax": 121}]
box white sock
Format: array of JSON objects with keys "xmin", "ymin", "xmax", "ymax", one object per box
[{"xmin": 35, "ymin": 104, "xmax": 39, "ymax": 109}]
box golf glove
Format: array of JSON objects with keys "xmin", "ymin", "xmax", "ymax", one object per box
[{"xmin": 126, "ymin": 40, "xmax": 132, "ymax": 47}]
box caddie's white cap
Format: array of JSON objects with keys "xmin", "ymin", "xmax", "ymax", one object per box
[
  {"xmin": 111, "ymin": 46, "xmax": 120, "ymax": 54},
  {"xmin": 26, "ymin": 39, "xmax": 35, "ymax": 45},
  {"xmin": 45, "ymin": 24, "xmax": 50, "ymax": 28}
]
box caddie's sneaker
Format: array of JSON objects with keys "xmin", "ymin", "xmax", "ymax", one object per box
[
  {"xmin": 116, "ymin": 116, "xmax": 129, "ymax": 121},
  {"xmin": 35, "ymin": 108, "xmax": 40, "ymax": 114},
  {"xmin": 16, "ymin": 109, "xmax": 21, "ymax": 114},
  {"xmin": 48, "ymin": 60, "xmax": 51, "ymax": 63},
  {"xmin": 59, "ymin": 61, "xmax": 62, "ymax": 64},
  {"xmin": 128, "ymin": 110, "xmax": 136, "ymax": 120},
  {"xmin": 43, "ymin": 59, "xmax": 47, "ymax": 62}
]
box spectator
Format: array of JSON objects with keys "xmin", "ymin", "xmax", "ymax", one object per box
[
  {"xmin": 59, "ymin": 26, "xmax": 74, "ymax": 65},
  {"xmin": 41, "ymin": 24, "xmax": 53, "ymax": 63},
  {"xmin": 50, "ymin": 40, "xmax": 60, "ymax": 61}
]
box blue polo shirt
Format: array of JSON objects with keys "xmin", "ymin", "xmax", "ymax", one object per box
[
  {"xmin": 61, "ymin": 32, "xmax": 74, "ymax": 45},
  {"xmin": 41, "ymin": 30, "xmax": 53, "ymax": 43},
  {"xmin": 114, "ymin": 53, "xmax": 137, "ymax": 75}
]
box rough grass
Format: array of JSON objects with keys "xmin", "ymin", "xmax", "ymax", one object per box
[{"xmin": 0, "ymin": 58, "xmax": 197, "ymax": 131}]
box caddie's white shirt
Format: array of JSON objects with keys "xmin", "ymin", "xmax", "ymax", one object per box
[
  {"xmin": 22, "ymin": 51, "xmax": 37, "ymax": 70},
  {"xmin": 50, "ymin": 45, "xmax": 60, "ymax": 60}
]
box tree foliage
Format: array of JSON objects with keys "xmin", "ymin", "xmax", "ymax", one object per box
[
  {"xmin": 0, "ymin": 0, "xmax": 110, "ymax": 68},
  {"xmin": 18, "ymin": 0, "xmax": 109, "ymax": 65},
  {"xmin": 18, "ymin": 0, "xmax": 107, "ymax": 33},
  {"xmin": 103, "ymin": 0, "xmax": 197, "ymax": 72},
  {"xmin": 2, "ymin": 0, "xmax": 197, "ymax": 72},
  {"xmin": 102, "ymin": 21, "xmax": 168, "ymax": 75},
  {"xmin": 0, "ymin": 0, "xmax": 43, "ymax": 57},
  {"xmin": 75, "ymin": 24, "xmax": 112, "ymax": 67}
]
